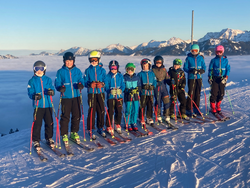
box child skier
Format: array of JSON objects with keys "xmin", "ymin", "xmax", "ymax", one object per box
[
  {"xmin": 104, "ymin": 60, "xmax": 125, "ymax": 134},
  {"xmin": 167, "ymin": 59, "xmax": 189, "ymax": 120},
  {"xmin": 208, "ymin": 45, "xmax": 230, "ymax": 113},
  {"xmin": 84, "ymin": 51, "xmax": 106, "ymax": 139},
  {"xmin": 152, "ymin": 55, "xmax": 171, "ymax": 124},
  {"xmin": 28, "ymin": 60, "xmax": 55, "ymax": 149},
  {"xmin": 138, "ymin": 58, "xmax": 157, "ymax": 126},
  {"xmin": 123, "ymin": 63, "xmax": 141, "ymax": 131},
  {"xmin": 183, "ymin": 44, "xmax": 206, "ymax": 117},
  {"xmin": 54, "ymin": 52, "xmax": 85, "ymax": 145}
]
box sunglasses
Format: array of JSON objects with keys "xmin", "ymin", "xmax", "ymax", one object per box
[
  {"xmin": 34, "ymin": 67, "xmax": 45, "ymax": 72},
  {"xmin": 90, "ymin": 58, "xmax": 99, "ymax": 62},
  {"xmin": 110, "ymin": 66, "xmax": 118, "ymax": 70},
  {"xmin": 216, "ymin": 51, "xmax": 223, "ymax": 54}
]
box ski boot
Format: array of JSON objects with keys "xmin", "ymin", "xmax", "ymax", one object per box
[
  {"xmin": 70, "ymin": 132, "xmax": 80, "ymax": 144},
  {"xmin": 193, "ymin": 108, "xmax": 203, "ymax": 116},
  {"xmin": 97, "ymin": 128, "xmax": 106, "ymax": 138},
  {"xmin": 186, "ymin": 110, "xmax": 197, "ymax": 117},
  {"xmin": 146, "ymin": 118, "xmax": 154, "ymax": 126},
  {"xmin": 127, "ymin": 124, "xmax": 133, "ymax": 131},
  {"xmin": 46, "ymin": 138, "xmax": 55, "ymax": 149},
  {"xmin": 106, "ymin": 126, "xmax": 114, "ymax": 135},
  {"xmin": 33, "ymin": 141, "xmax": 41, "ymax": 152},
  {"xmin": 62, "ymin": 134, "xmax": 69, "ymax": 146},
  {"xmin": 216, "ymin": 101, "xmax": 222, "ymax": 112},
  {"xmin": 131, "ymin": 123, "xmax": 138, "ymax": 131},
  {"xmin": 88, "ymin": 130, "xmax": 96, "ymax": 140},
  {"xmin": 170, "ymin": 114, "xmax": 176, "ymax": 120},
  {"xmin": 115, "ymin": 124, "xmax": 122, "ymax": 134},
  {"xmin": 210, "ymin": 102, "xmax": 217, "ymax": 114},
  {"xmin": 157, "ymin": 116, "xmax": 163, "ymax": 123},
  {"xmin": 180, "ymin": 114, "xmax": 190, "ymax": 120}
]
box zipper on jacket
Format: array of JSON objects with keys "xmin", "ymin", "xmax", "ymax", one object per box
[
  {"xmin": 69, "ymin": 70, "xmax": 74, "ymax": 98},
  {"xmin": 40, "ymin": 77, "xmax": 45, "ymax": 108}
]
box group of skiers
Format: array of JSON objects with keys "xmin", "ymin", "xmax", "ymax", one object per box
[{"xmin": 27, "ymin": 44, "xmax": 230, "ymax": 150}]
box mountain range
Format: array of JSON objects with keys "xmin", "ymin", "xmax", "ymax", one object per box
[{"xmin": 32, "ymin": 28, "xmax": 250, "ymax": 56}]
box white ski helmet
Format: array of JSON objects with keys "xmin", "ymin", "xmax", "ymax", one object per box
[{"xmin": 88, "ymin": 51, "xmax": 101, "ymax": 63}]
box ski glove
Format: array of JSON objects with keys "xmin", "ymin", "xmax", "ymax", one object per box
[
  {"xmin": 58, "ymin": 86, "xmax": 66, "ymax": 93},
  {"xmin": 130, "ymin": 88, "xmax": 138, "ymax": 95},
  {"xmin": 96, "ymin": 82, "xmax": 105, "ymax": 88},
  {"xmin": 208, "ymin": 78, "xmax": 213, "ymax": 85},
  {"xmin": 77, "ymin": 83, "xmax": 84, "ymax": 90},
  {"xmin": 90, "ymin": 82, "xmax": 97, "ymax": 88},
  {"xmin": 142, "ymin": 84, "xmax": 150, "ymax": 90},
  {"xmin": 110, "ymin": 88, "xmax": 122, "ymax": 96},
  {"xmin": 198, "ymin": 69, "xmax": 205, "ymax": 74},
  {"xmin": 221, "ymin": 77, "xmax": 227, "ymax": 85},
  {"xmin": 192, "ymin": 69, "xmax": 198, "ymax": 75},
  {"xmin": 148, "ymin": 85, "xmax": 154, "ymax": 90},
  {"xmin": 33, "ymin": 93, "xmax": 42, "ymax": 100},
  {"xmin": 47, "ymin": 89, "xmax": 54, "ymax": 96}
]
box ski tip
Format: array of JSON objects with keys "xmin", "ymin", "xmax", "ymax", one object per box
[
  {"xmin": 148, "ymin": 131, "xmax": 154, "ymax": 136},
  {"xmin": 160, "ymin": 129, "xmax": 167, "ymax": 133}
]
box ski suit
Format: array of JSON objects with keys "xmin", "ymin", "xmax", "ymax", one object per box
[
  {"xmin": 104, "ymin": 71, "xmax": 125, "ymax": 127},
  {"xmin": 28, "ymin": 75, "xmax": 55, "ymax": 142},
  {"xmin": 55, "ymin": 65, "xmax": 84, "ymax": 136},
  {"xmin": 152, "ymin": 65, "xmax": 170, "ymax": 118},
  {"xmin": 123, "ymin": 73, "xmax": 141, "ymax": 126},
  {"xmin": 183, "ymin": 53, "xmax": 206, "ymax": 113},
  {"xmin": 84, "ymin": 65, "xmax": 106, "ymax": 130},
  {"xmin": 137, "ymin": 70, "xmax": 157, "ymax": 120},
  {"xmin": 167, "ymin": 67, "xmax": 186, "ymax": 115},
  {"xmin": 208, "ymin": 55, "xmax": 230, "ymax": 103}
]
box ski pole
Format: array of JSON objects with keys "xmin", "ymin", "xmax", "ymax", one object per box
[
  {"xmin": 29, "ymin": 100, "xmax": 39, "ymax": 154},
  {"xmin": 50, "ymin": 95, "xmax": 61, "ymax": 149},
  {"xmin": 79, "ymin": 89, "xmax": 86, "ymax": 141},
  {"xmin": 56, "ymin": 92, "xmax": 63, "ymax": 148},
  {"xmin": 201, "ymin": 78, "xmax": 207, "ymax": 115},
  {"xmin": 126, "ymin": 93, "xmax": 133, "ymax": 132},
  {"xmin": 226, "ymin": 89, "xmax": 235, "ymax": 115},
  {"xmin": 172, "ymin": 83, "xmax": 177, "ymax": 123}
]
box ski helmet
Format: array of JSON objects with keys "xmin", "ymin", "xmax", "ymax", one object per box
[
  {"xmin": 190, "ymin": 44, "xmax": 200, "ymax": 55},
  {"xmin": 153, "ymin": 55, "xmax": 164, "ymax": 65},
  {"xmin": 33, "ymin": 60, "xmax": 46, "ymax": 75},
  {"xmin": 173, "ymin": 58, "xmax": 182, "ymax": 66},
  {"xmin": 140, "ymin": 58, "xmax": 152, "ymax": 69},
  {"xmin": 88, "ymin": 51, "xmax": 101, "ymax": 63},
  {"xmin": 63, "ymin": 52, "xmax": 75, "ymax": 64},
  {"xmin": 125, "ymin": 63, "xmax": 136, "ymax": 73},
  {"xmin": 109, "ymin": 60, "xmax": 119, "ymax": 71},
  {"xmin": 215, "ymin": 45, "xmax": 224, "ymax": 53}
]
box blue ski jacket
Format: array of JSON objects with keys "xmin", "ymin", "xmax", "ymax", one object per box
[
  {"xmin": 105, "ymin": 71, "xmax": 125, "ymax": 99},
  {"xmin": 123, "ymin": 73, "xmax": 141, "ymax": 102},
  {"xmin": 84, "ymin": 65, "xmax": 106, "ymax": 94},
  {"xmin": 55, "ymin": 65, "xmax": 85, "ymax": 99},
  {"xmin": 183, "ymin": 53, "xmax": 206, "ymax": 79},
  {"xmin": 208, "ymin": 55, "xmax": 230, "ymax": 78},
  {"xmin": 28, "ymin": 75, "xmax": 55, "ymax": 109},
  {"xmin": 137, "ymin": 70, "xmax": 157, "ymax": 96}
]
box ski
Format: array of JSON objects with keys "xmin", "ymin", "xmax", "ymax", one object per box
[
  {"xmin": 69, "ymin": 138, "xmax": 95, "ymax": 152},
  {"xmin": 33, "ymin": 147, "xmax": 48, "ymax": 162},
  {"xmin": 211, "ymin": 112, "xmax": 226, "ymax": 122},
  {"xmin": 217, "ymin": 111, "xmax": 230, "ymax": 121},
  {"xmin": 147, "ymin": 123, "xmax": 167, "ymax": 133},
  {"xmin": 129, "ymin": 130, "xmax": 142, "ymax": 137},
  {"xmin": 161, "ymin": 120, "xmax": 179, "ymax": 131},
  {"xmin": 63, "ymin": 141, "xmax": 74, "ymax": 156},
  {"xmin": 193, "ymin": 116, "xmax": 217, "ymax": 123},
  {"xmin": 93, "ymin": 141, "xmax": 105, "ymax": 149},
  {"xmin": 135, "ymin": 130, "xmax": 148, "ymax": 137},
  {"xmin": 97, "ymin": 133, "xmax": 117, "ymax": 146},
  {"xmin": 118, "ymin": 133, "xmax": 132, "ymax": 142},
  {"xmin": 41, "ymin": 140, "xmax": 65, "ymax": 158},
  {"xmin": 106, "ymin": 131, "xmax": 126, "ymax": 143}
]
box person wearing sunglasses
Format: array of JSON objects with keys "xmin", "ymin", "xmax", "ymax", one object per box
[
  {"xmin": 54, "ymin": 52, "xmax": 85, "ymax": 145},
  {"xmin": 104, "ymin": 60, "xmax": 125, "ymax": 135},
  {"xmin": 84, "ymin": 51, "xmax": 107, "ymax": 139},
  {"xmin": 28, "ymin": 60, "xmax": 55, "ymax": 150},
  {"xmin": 208, "ymin": 45, "xmax": 230, "ymax": 114},
  {"xmin": 183, "ymin": 44, "xmax": 206, "ymax": 117}
]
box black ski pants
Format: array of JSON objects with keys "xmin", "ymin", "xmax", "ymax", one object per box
[
  {"xmin": 186, "ymin": 79, "xmax": 202, "ymax": 111},
  {"xmin": 60, "ymin": 97, "xmax": 81, "ymax": 136},
  {"xmin": 33, "ymin": 107, "xmax": 53, "ymax": 142},
  {"xmin": 106, "ymin": 98, "xmax": 123, "ymax": 127},
  {"xmin": 170, "ymin": 90, "xmax": 186, "ymax": 115},
  {"xmin": 139, "ymin": 95, "xmax": 153, "ymax": 119},
  {"xmin": 87, "ymin": 93, "xmax": 105, "ymax": 130},
  {"xmin": 210, "ymin": 76, "xmax": 225, "ymax": 103}
]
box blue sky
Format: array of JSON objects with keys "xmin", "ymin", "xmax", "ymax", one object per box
[{"xmin": 0, "ymin": 0, "xmax": 249, "ymax": 51}]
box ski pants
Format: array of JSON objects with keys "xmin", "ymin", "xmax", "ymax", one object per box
[
  {"xmin": 186, "ymin": 78, "xmax": 202, "ymax": 111},
  {"xmin": 87, "ymin": 93, "xmax": 105, "ymax": 130},
  {"xmin": 125, "ymin": 100, "xmax": 139, "ymax": 125},
  {"xmin": 139, "ymin": 95, "xmax": 153, "ymax": 120},
  {"xmin": 154, "ymin": 85, "xmax": 170, "ymax": 117},
  {"xmin": 60, "ymin": 97, "xmax": 81, "ymax": 136},
  {"xmin": 210, "ymin": 76, "xmax": 225, "ymax": 103},
  {"xmin": 106, "ymin": 98, "xmax": 123, "ymax": 127},
  {"xmin": 170, "ymin": 90, "xmax": 186, "ymax": 115},
  {"xmin": 33, "ymin": 107, "xmax": 53, "ymax": 142}
]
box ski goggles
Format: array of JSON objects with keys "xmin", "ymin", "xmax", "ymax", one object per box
[
  {"xmin": 34, "ymin": 67, "xmax": 45, "ymax": 72},
  {"xmin": 191, "ymin": 49, "xmax": 198, "ymax": 53},
  {"xmin": 155, "ymin": 60, "xmax": 162, "ymax": 64},
  {"xmin": 90, "ymin": 58, "xmax": 99, "ymax": 62},
  {"xmin": 110, "ymin": 66, "xmax": 118, "ymax": 70},
  {"xmin": 127, "ymin": 67, "xmax": 134, "ymax": 72},
  {"xmin": 141, "ymin": 59, "xmax": 151, "ymax": 64},
  {"xmin": 216, "ymin": 51, "xmax": 223, "ymax": 54}
]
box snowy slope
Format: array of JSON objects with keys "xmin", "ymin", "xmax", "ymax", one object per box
[{"xmin": 0, "ymin": 56, "xmax": 250, "ymax": 187}]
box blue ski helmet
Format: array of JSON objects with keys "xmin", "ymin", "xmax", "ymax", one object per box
[{"xmin": 109, "ymin": 60, "xmax": 119, "ymax": 71}]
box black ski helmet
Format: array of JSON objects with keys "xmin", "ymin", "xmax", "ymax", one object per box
[
  {"xmin": 33, "ymin": 60, "xmax": 46, "ymax": 74},
  {"xmin": 109, "ymin": 60, "xmax": 119, "ymax": 71},
  {"xmin": 140, "ymin": 58, "xmax": 152, "ymax": 69},
  {"xmin": 63, "ymin": 52, "xmax": 75, "ymax": 64},
  {"xmin": 153, "ymin": 55, "xmax": 164, "ymax": 65}
]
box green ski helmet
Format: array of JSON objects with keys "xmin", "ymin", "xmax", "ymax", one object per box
[
  {"xmin": 173, "ymin": 58, "xmax": 182, "ymax": 66},
  {"xmin": 88, "ymin": 50, "xmax": 101, "ymax": 63},
  {"xmin": 125, "ymin": 63, "xmax": 136, "ymax": 73}
]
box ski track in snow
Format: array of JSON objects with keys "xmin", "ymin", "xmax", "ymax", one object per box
[{"xmin": 0, "ymin": 56, "xmax": 250, "ymax": 187}]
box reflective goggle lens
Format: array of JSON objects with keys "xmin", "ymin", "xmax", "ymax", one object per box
[
  {"xmin": 110, "ymin": 66, "xmax": 117, "ymax": 70},
  {"xmin": 127, "ymin": 67, "xmax": 134, "ymax": 71},
  {"xmin": 34, "ymin": 67, "xmax": 45, "ymax": 72},
  {"xmin": 90, "ymin": 58, "xmax": 99, "ymax": 62},
  {"xmin": 191, "ymin": 49, "xmax": 198, "ymax": 53},
  {"xmin": 155, "ymin": 60, "xmax": 162, "ymax": 64}
]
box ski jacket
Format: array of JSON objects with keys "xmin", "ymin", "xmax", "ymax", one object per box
[
  {"xmin": 183, "ymin": 53, "xmax": 206, "ymax": 79},
  {"xmin": 28, "ymin": 75, "xmax": 55, "ymax": 109},
  {"xmin": 137, "ymin": 70, "xmax": 157, "ymax": 96},
  {"xmin": 55, "ymin": 65, "xmax": 84, "ymax": 99},
  {"xmin": 167, "ymin": 67, "xmax": 186, "ymax": 95},
  {"xmin": 152, "ymin": 65, "xmax": 170, "ymax": 86},
  {"xmin": 105, "ymin": 71, "xmax": 125, "ymax": 99},
  {"xmin": 123, "ymin": 73, "xmax": 141, "ymax": 102},
  {"xmin": 208, "ymin": 55, "xmax": 230, "ymax": 78},
  {"xmin": 84, "ymin": 65, "xmax": 106, "ymax": 94}
]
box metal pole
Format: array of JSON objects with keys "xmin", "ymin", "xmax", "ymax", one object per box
[{"xmin": 191, "ymin": 10, "xmax": 194, "ymax": 45}]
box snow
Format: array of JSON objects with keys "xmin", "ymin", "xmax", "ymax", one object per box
[{"xmin": 0, "ymin": 55, "xmax": 250, "ymax": 187}]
